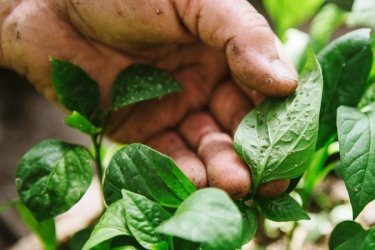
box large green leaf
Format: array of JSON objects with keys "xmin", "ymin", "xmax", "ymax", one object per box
[
  {"xmin": 16, "ymin": 140, "xmax": 93, "ymax": 221},
  {"xmin": 255, "ymin": 193, "xmax": 309, "ymax": 222},
  {"xmin": 329, "ymin": 221, "xmax": 364, "ymax": 249},
  {"xmin": 83, "ymin": 200, "xmax": 131, "ymax": 250},
  {"xmin": 262, "ymin": 0, "xmax": 324, "ymax": 38},
  {"xmin": 234, "ymin": 49, "xmax": 323, "ymax": 188},
  {"xmin": 15, "ymin": 203, "xmax": 56, "ymax": 250},
  {"xmin": 362, "ymin": 227, "xmax": 375, "ymax": 250},
  {"xmin": 347, "ymin": 0, "xmax": 375, "ymax": 29},
  {"xmin": 111, "ymin": 64, "xmax": 182, "ymax": 110},
  {"xmin": 50, "ymin": 58, "xmax": 100, "ymax": 118},
  {"xmin": 122, "ymin": 190, "xmax": 171, "ymax": 249},
  {"xmin": 317, "ymin": 29, "xmax": 373, "ymax": 148},
  {"xmin": 103, "ymin": 143, "xmax": 196, "ymax": 207},
  {"xmin": 337, "ymin": 106, "xmax": 375, "ymax": 219},
  {"xmin": 157, "ymin": 188, "xmax": 243, "ymax": 250}
]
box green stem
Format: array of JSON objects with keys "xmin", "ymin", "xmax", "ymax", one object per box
[
  {"xmin": 92, "ymin": 134, "xmax": 104, "ymax": 183},
  {"xmin": 286, "ymin": 222, "xmax": 298, "ymax": 250},
  {"xmin": 301, "ymin": 145, "xmax": 329, "ymax": 208}
]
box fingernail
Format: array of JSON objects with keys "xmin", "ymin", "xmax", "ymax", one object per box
[{"xmin": 271, "ymin": 59, "xmax": 297, "ymax": 81}]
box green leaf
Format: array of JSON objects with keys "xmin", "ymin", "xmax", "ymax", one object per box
[
  {"xmin": 317, "ymin": 29, "xmax": 373, "ymax": 149},
  {"xmin": 157, "ymin": 188, "xmax": 243, "ymax": 250},
  {"xmin": 16, "ymin": 139, "xmax": 93, "ymax": 221},
  {"xmin": 337, "ymin": 106, "xmax": 375, "ymax": 219},
  {"xmin": 111, "ymin": 64, "xmax": 182, "ymax": 110},
  {"xmin": 103, "ymin": 143, "xmax": 196, "ymax": 207},
  {"xmin": 309, "ymin": 3, "xmax": 347, "ymax": 52},
  {"xmin": 347, "ymin": 0, "xmax": 375, "ymax": 29},
  {"xmin": 255, "ymin": 193, "xmax": 310, "ymax": 222},
  {"xmin": 83, "ymin": 200, "xmax": 131, "ymax": 250},
  {"xmin": 50, "ymin": 58, "xmax": 100, "ymax": 118},
  {"xmin": 335, "ymin": 230, "xmax": 369, "ymax": 250},
  {"xmin": 237, "ymin": 203, "xmax": 257, "ymax": 245},
  {"xmin": 15, "ymin": 203, "xmax": 57, "ymax": 250},
  {"xmin": 362, "ymin": 227, "xmax": 375, "ymax": 250},
  {"xmin": 122, "ymin": 190, "xmax": 171, "ymax": 249},
  {"xmin": 262, "ymin": 0, "xmax": 324, "ymax": 38},
  {"xmin": 65, "ymin": 111, "xmax": 101, "ymax": 135},
  {"xmin": 329, "ymin": 221, "xmax": 364, "ymax": 249},
  {"xmin": 234, "ymin": 49, "xmax": 323, "ymax": 188}
]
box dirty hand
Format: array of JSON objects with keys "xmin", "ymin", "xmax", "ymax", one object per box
[{"xmin": 0, "ymin": 0, "xmax": 297, "ymax": 198}]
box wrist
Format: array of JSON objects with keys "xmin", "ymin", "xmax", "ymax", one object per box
[{"xmin": 0, "ymin": 0, "xmax": 19, "ymax": 65}]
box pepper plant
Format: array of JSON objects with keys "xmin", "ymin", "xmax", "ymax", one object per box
[{"xmin": 2, "ymin": 0, "xmax": 375, "ymax": 249}]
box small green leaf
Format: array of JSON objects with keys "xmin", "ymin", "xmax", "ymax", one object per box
[
  {"xmin": 335, "ymin": 230, "xmax": 369, "ymax": 250},
  {"xmin": 103, "ymin": 143, "xmax": 196, "ymax": 207},
  {"xmin": 362, "ymin": 227, "xmax": 375, "ymax": 250},
  {"xmin": 15, "ymin": 203, "xmax": 57, "ymax": 250},
  {"xmin": 317, "ymin": 29, "xmax": 373, "ymax": 148},
  {"xmin": 255, "ymin": 193, "xmax": 310, "ymax": 222},
  {"xmin": 83, "ymin": 200, "xmax": 131, "ymax": 250},
  {"xmin": 329, "ymin": 221, "xmax": 364, "ymax": 249},
  {"xmin": 337, "ymin": 106, "xmax": 375, "ymax": 219},
  {"xmin": 237, "ymin": 203, "xmax": 257, "ymax": 245},
  {"xmin": 16, "ymin": 140, "xmax": 93, "ymax": 221},
  {"xmin": 111, "ymin": 64, "xmax": 182, "ymax": 110},
  {"xmin": 234, "ymin": 49, "xmax": 323, "ymax": 188},
  {"xmin": 65, "ymin": 111, "xmax": 101, "ymax": 135},
  {"xmin": 122, "ymin": 190, "xmax": 171, "ymax": 249},
  {"xmin": 50, "ymin": 58, "xmax": 100, "ymax": 118},
  {"xmin": 157, "ymin": 188, "xmax": 243, "ymax": 250},
  {"xmin": 262, "ymin": 0, "xmax": 324, "ymax": 38}
]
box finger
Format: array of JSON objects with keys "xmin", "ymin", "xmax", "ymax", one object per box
[
  {"xmin": 209, "ymin": 81, "xmax": 253, "ymax": 135},
  {"xmin": 179, "ymin": 112, "xmax": 251, "ymax": 199},
  {"xmin": 198, "ymin": 132, "xmax": 252, "ymax": 199},
  {"xmin": 147, "ymin": 131, "xmax": 207, "ymax": 188},
  {"xmin": 178, "ymin": 112, "xmax": 220, "ymax": 149},
  {"xmin": 257, "ymin": 179, "xmax": 290, "ymax": 198}
]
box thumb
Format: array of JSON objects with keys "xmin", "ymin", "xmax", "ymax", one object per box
[{"xmin": 172, "ymin": 0, "xmax": 298, "ymax": 97}]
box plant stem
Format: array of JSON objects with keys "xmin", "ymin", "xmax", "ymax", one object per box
[{"xmin": 92, "ymin": 134, "xmax": 104, "ymax": 183}]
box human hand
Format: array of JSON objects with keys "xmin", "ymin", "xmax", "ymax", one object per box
[{"xmin": 0, "ymin": 0, "xmax": 297, "ymax": 198}]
